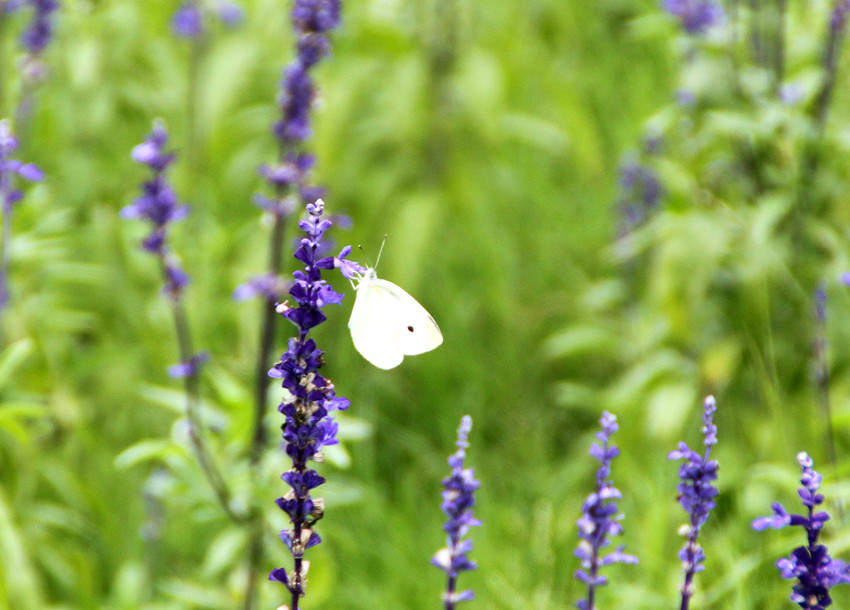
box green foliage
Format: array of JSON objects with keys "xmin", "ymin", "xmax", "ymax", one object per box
[{"xmin": 2, "ymin": 0, "xmax": 850, "ymax": 608}]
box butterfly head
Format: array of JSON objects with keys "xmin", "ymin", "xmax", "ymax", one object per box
[{"xmin": 358, "ymin": 267, "xmax": 379, "ymax": 285}]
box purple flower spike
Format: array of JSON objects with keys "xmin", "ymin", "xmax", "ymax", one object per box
[
  {"xmin": 19, "ymin": 0, "xmax": 59, "ymax": 55},
  {"xmin": 668, "ymin": 395, "xmax": 720, "ymax": 609},
  {"xmin": 268, "ymin": 198, "xmax": 352, "ymax": 604},
  {"xmin": 832, "ymin": 0, "xmax": 850, "ymax": 33},
  {"xmin": 257, "ymin": 3, "xmax": 344, "ymax": 606},
  {"xmin": 574, "ymin": 411, "xmax": 638, "ymax": 610},
  {"xmin": 432, "ymin": 416, "xmax": 481, "ymax": 609},
  {"xmin": 753, "ymin": 452, "xmax": 850, "ymax": 608},
  {"xmin": 123, "ymin": 122, "xmax": 190, "ymax": 300},
  {"xmin": 663, "ymin": 0, "xmax": 724, "ymax": 34},
  {"xmin": 252, "ymin": 0, "xmax": 342, "ymax": 231},
  {"xmin": 0, "ymin": 118, "xmax": 44, "ymax": 308},
  {"xmin": 616, "ymin": 159, "xmax": 662, "ymax": 236},
  {"xmin": 0, "ymin": 119, "xmax": 43, "ymax": 214}
]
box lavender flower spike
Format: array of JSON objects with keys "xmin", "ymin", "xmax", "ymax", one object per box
[
  {"xmin": 267, "ymin": 199, "xmax": 353, "ymax": 609},
  {"xmin": 20, "ymin": 0, "xmax": 59, "ymax": 55},
  {"xmin": 753, "ymin": 452, "xmax": 850, "ymax": 609},
  {"xmin": 0, "ymin": 118, "xmax": 44, "ymax": 308},
  {"xmin": 122, "ymin": 122, "xmax": 191, "ymax": 301},
  {"xmin": 432, "ymin": 415, "xmax": 481, "ymax": 609},
  {"xmin": 257, "ymin": 0, "xmax": 341, "ymax": 209},
  {"xmin": 574, "ymin": 411, "xmax": 638, "ymax": 610},
  {"xmin": 662, "ymin": 0, "xmax": 724, "ymax": 35},
  {"xmin": 668, "ymin": 395, "xmax": 719, "ymax": 610}
]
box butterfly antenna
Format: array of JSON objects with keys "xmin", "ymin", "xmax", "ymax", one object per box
[
  {"xmin": 357, "ymin": 244, "xmax": 374, "ymax": 268},
  {"xmin": 375, "ymin": 234, "xmax": 388, "ymax": 270}
]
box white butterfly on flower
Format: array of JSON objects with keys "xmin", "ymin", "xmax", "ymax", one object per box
[{"xmin": 340, "ymin": 240, "xmax": 443, "ymax": 369}]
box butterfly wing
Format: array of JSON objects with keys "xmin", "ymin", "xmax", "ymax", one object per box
[
  {"xmin": 370, "ymin": 278, "xmax": 443, "ymax": 356},
  {"xmin": 348, "ymin": 275, "xmax": 405, "ymax": 370}
]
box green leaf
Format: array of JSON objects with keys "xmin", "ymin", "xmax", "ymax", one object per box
[{"xmin": 115, "ymin": 440, "xmax": 180, "ymax": 469}]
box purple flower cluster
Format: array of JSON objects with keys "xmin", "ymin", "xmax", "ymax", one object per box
[
  {"xmin": 121, "ymin": 123, "xmax": 191, "ymax": 300},
  {"xmin": 168, "ymin": 351, "xmax": 209, "ymax": 379},
  {"xmin": 232, "ymin": 272, "xmax": 291, "ymax": 303},
  {"xmin": 574, "ymin": 411, "xmax": 638, "ymax": 610},
  {"xmin": 171, "ymin": 0, "xmax": 243, "ymax": 39},
  {"xmin": 254, "ymin": 0, "xmax": 340, "ymax": 215},
  {"xmin": 432, "ymin": 415, "xmax": 481, "ymax": 609},
  {"xmin": 617, "ymin": 159, "xmax": 662, "ymax": 235},
  {"xmin": 0, "ymin": 118, "xmax": 44, "ymax": 307},
  {"xmin": 753, "ymin": 452, "xmax": 850, "ymax": 609},
  {"xmin": 18, "ymin": 0, "xmax": 59, "ymax": 54},
  {"xmin": 266, "ymin": 199, "xmax": 355, "ymax": 604},
  {"xmin": 663, "ymin": 0, "xmax": 724, "ymax": 35},
  {"xmin": 832, "ymin": 0, "xmax": 850, "ymax": 33},
  {"xmin": 668, "ymin": 395, "xmax": 719, "ymax": 609},
  {"xmin": 0, "ymin": 119, "xmax": 43, "ymax": 214}
]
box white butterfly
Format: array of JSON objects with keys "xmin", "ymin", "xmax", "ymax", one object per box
[{"xmin": 348, "ymin": 266, "xmax": 443, "ymax": 369}]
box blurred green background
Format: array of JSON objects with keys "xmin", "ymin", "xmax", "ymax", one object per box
[{"xmin": 3, "ymin": 0, "xmax": 850, "ymax": 608}]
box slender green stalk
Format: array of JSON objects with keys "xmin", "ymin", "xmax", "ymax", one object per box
[
  {"xmin": 160, "ymin": 257, "xmax": 248, "ymax": 524},
  {"xmin": 813, "ymin": 12, "xmax": 846, "ymax": 134},
  {"xmin": 814, "ymin": 338, "xmax": 836, "ymax": 466},
  {"xmin": 0, "ymin": 8, "xmax": 7, "ymax": 115},
  {"xmin": 185, "ymin": 34, "xmax": 208, "ymax": 186},
  {"xmin": 749, "ymin": 0, "xmax": 765, "ymax": 66},
  {"xmin": 774, "ymin": 0, "xmax": 786, "ymax": 88},
  {"xmin": 250, "ymin": 212, "xmax": 287, "ymax": 465},
  {"xmin": 0, "ymin": 191, "xmax": 10, "ymax": 310},
  {"xmin": 13, "ymin": 76, "xmax": 35, "ymax": 139}
]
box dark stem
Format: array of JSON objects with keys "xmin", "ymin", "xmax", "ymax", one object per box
[
  {"xmin": 185, "ymin": 35, "xmax": 208, "ymax": 188},
  {"xmin": 585, "ymin": 548, "xmax": 598, "ymax": 610},
  {"xmin": 0, "ymin": 203, "xmax": 10, "ymax": 311},
  {"xmin": 680, "ymin": 565, "xmax": 694, "ymax": 610},
  {"xmin": 728, "ymin": 0, "xmax": 740, "ymax": 89},
  {"xmin": 774, "ymin": 0, "xmax": 786, "ymax": 88},
  {"xmin": 814, "ymin": 320, "xmax": 837, "ymax": 466},
  {"xmin": 749, "ymin": 0, "xmax": 765, "ymax": 67},
  {"xmin": 813, "ymin": 9, "xmax": 846, "ymax": 134},
  {"xmin": 723, "ymin": 3, "xmax": 767, "ymax": 196},
  {"xmin": 0, "ymin": 9, "xmax": 7, "ymax": 114},
  {"xmin": 806, "ymin": 504, "xmax": 817, "ymax": 548},
  {"xmin": 13, "ymin": 67, "xmax": 38, "ymax": 143},
  {"xmin": 160, "ymin": 256, "xmax": 246, "ymax": 524},
  {"xmin": 444, "ymin": 574, "xmax": 457, "ymax": 610},
  {"xmin": 818, "ymin": 370, "xmax": 837, "ymax": 465},
  {"xmin": 798, "ymin": 2, "xmax": 848, "ymax": 205},
  {"xmin": 289, "ymin": 443, "xmax": 308, "ymax": 610},
  {"xmin": 788, "ymin": 6, "xmax": 844, "ymax": 247},
  {"xmin": 679, "ymin": 535, "xmax": 699, "ymax": 610},
  {"xmin": 250, "ymin": 211, "xmax": 287, "ymax": 464}
]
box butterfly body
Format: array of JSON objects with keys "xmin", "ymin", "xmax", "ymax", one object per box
[{"xmin": 348, "ymin": 268, "xmax": 443, "ymax": 369}]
